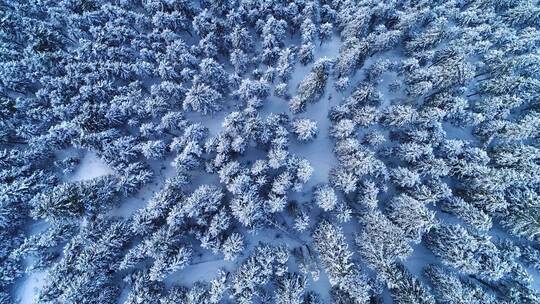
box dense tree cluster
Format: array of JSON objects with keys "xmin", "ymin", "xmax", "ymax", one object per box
[{"xmin": 1, "ymin": 0, "xmax": 540, "ymax": 303}]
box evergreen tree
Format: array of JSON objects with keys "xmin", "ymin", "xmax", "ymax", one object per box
[
  {"xmin": 313, "ymin": 184, "xmax": 338, "ymax": 212},
  {"xmin": 123, "ymin": 270, "xmax": 164, "ymax": 304},
  {"xmin": 231, "ymin": 244, "xmax": 289, "ymax": 304},
  {"xmin": 355, "ymin": 212, "xmax": 413, "ymax": 281},
  {"xmin": 386, "ymin": 194, "xmax": 436, "ymax": 243},
  {"xmin": 291, "ymin": 118, "xmax": 318, "ymax": 142},
  {"xmin": 500, "ymin": 188, "xmax": 540, "ymax": 241},
  {"xmin": 290, "ymin": 58, "xmax": 334, "ymax": 113},
  {"xmin": 313, "ymin": 220, "xmax": 371, "ymax": 303},
  {"xmin": 183, "ymin": 78, "xmax": 223, "ymax": 115},
  {"xmin": 426, "ymin": 224, "xmax": 514, "ymax": 280},
  {"xmin": 3, "ymin": 0, "xmax": 540, "ymax": 302},
  {"xmin": 274, "ymin": 272, "xmax": 306, "ymax": 304},
  {"xmin": 425, "ymin": 265, "xmax": 496, "ymax": 304},
  {"xmin": 37, "ymin": 218, "xmax": 131, "ymax": 304},
  {"xmin": 386, "ymin": 263, "xmax": 435, "ymax": 304},
  {"xmin": 440, "ymin": 196, "xmax": 492, "ymax": 232}
]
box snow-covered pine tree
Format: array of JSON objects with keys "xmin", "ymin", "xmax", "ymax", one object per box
[
  {"xmin": 290, "ymin": 57, "xmax": 334, "ymax": 113},
  {"xmin": 313, "ymin": 220, "xmax": 371, "ymax": 303}
]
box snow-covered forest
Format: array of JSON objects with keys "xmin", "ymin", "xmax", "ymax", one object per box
[{"xmin": 1, "ymin": 0, "xmax": 540, "ymax": 303}]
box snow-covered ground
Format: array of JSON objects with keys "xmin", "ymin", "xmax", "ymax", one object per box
[
  {"xmin": 282, "ymin": 36, "xmax": 342, "ymax": 188},
  {"xmin": 15, "ymin": 271, "xmax": 46, "ymax": 304},
  {"xmin": 6, "ymin": 1, "xmax": 540, "ymax": 302},
  {"xmin": 70, "ymin": 151, "xmax": 114, "ymax": 182}
]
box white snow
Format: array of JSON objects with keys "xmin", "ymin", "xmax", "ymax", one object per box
[
  {"xmin": 403, "ymin": 243, "xmax": 438, "ymax": 278},
  {"xmin": 164, "ymin": 258, "xmax": 235, "ymax": 288},
  {"xmin": 70, "ymin": 151, "xmax": 113, "ymax": 182},
  {"xmin": 16, "ymin": 271, "xmax": 46, "ymax": 304},
  {"xmin": 443, "ymin": 122, "xmax": 477, "ymax": 143}
]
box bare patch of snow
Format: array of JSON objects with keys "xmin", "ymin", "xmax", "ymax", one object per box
[
  {"xmin": 16, "ymin": 271, "xmax": 46, "ymax": 304},
  {"xmin": 164, "ymin": 258, "xmax": 235, "ymax": 288},
  {"xmin": 403, "ymin": 243, "xmax": 438, "ymax": 278},
  {"xmin": 70, "ymin": 151, "xmax": 113, "ymax": 182}
]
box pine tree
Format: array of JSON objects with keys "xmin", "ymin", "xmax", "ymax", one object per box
[
  {"xmin": 355, "ymin": 212, "xmax": 413, "ymax": 280},
  {"xmin": 380, "ymin": 105, "xmax": 417, "ymax": 127},
  {"xmin": 138, "ymin": 140, "xmax": 167, "ymax": 160},
  {"xmin": 299, "ymin": 19, "xmax": 316, "ymax": 64},
  {"xmin": 31, "ymin": 176, "xmax": 120, "ymax": 220},
  {"xmin": 167, "ymin": 185, "xmax": 224, "ymax": 227},
  {"xmin": 146, "ymin": 229, "xmax": 192, "ymax": 282},
  {"xmin": 319, "ymin": 22, "xmax": 333, "ymax": 45},
  {"xmin": 330, "ymin": 119, "xmax": 356, "ymax": 139},
  {"xmin": 291, "ymin": 118, "xmax": 318, "ymax": 142},
  {"xmin": 386, "ymin": 263, "xmax": 435, "ymax": 304},
  {"xmin": 390, "ymin": 167, "xmax": 421, "ymax": 188},
  {"xmin": 234, "ymin": 78, "xmax": 271, "ymax": 109},
  {"xmin": 313, "ymin": 220, "xmax": 371, "ymax": 303},
  {"xmin": 440, "ymin": 196, "xmax": 492, "ymax": 232},
  {"xmin": 231, "ymin": 244, "xmax": 289, "ymax": 304},
  {"xmin": 276, "ymin": 47, "xmax": 296, "ymax": 82},
  {"xmin": 13, "ymin": 220, "xmax": 79, "ymax": 270},
  {"xmin": 183, "ymin": 78, "xmax": 223, "ymax": 115},
  {"xmin": 123, "ymin": 270, "xmax": 164, "ymax": 304},
  {"xmin": 37, "ymin": 218, "xmax": 131, "ymax": 303},
  {"xmin": 496, "ymin": 264, "xmax": 540, "ymax": 303},
  {"xmin": 274, "ymin": 272, "xmax": 306, "ymax": 304},
  {"xmin": 313, "ymin": 184, "xmax": 338, "ymax": 212},
  {"xmin": 426, "ymin": 224, "xmax": 514, "ymax": 280},
  {"xmin": 131, "ymin": 175, "xmax": 188, "ymax": 236},
  {"xmin": 334, "ymin": 37, "xmax": 368, "ymax": 89},
  {"xmin": 500, "ymin": 188, "xmax": 540, "ymax": 241},
  {"xmin": 425, "ymin": 265, "xmax": 496, "ymax": 304},
  {"xmin": 222, "ymin": 232, "xmax": 244, "ymax": 261},
  {"xmin": 386, "ymin": 194, "xmax": 436, "ymax": 243},
  {"xmin": 505, "ymin": 2, "xmax": 540, "ymax": 27},
  {"xmin": 290, "ymin": 57, "xmax": 334, "ymax": 113},
  {"xmin": 230, "ymin": 188, "xmax": 264, "ymax": 229}
]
